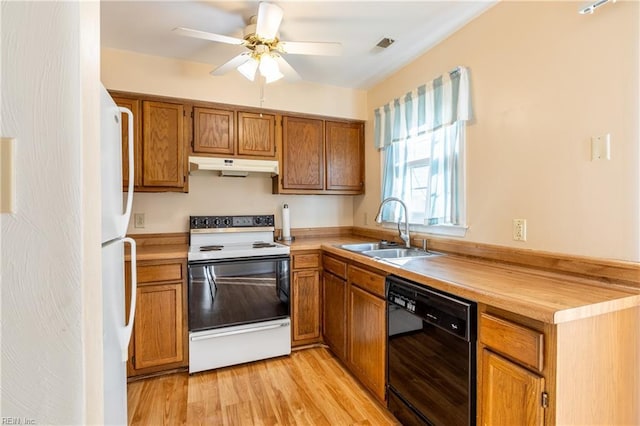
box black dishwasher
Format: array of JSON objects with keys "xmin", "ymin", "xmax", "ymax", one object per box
[{"xmin": 386, "ymin": 275, "xmax": 477, "ymax": 426}]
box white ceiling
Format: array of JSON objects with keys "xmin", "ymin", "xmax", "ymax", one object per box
[{"xmin": 101, "ymin": 1, "xmax": 496, "ymax": 89}]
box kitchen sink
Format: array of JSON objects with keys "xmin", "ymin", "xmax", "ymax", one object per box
[
  {"xmin": 338, "ymin": 242, "xmax": 440, "ymax": 260},
  {"xmin": 339, "ymin": 242, "xmax": 384, "ymax": 252},
  {"xmin": 361, "ymin": 248, "xmax": 434, "ymax": 259}
]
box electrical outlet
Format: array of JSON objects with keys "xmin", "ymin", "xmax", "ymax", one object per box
[
  {"xmin": 513, "ymin": 219, "xmax": 527, "ymax": 241},
  {"xmin": 134, "ymin": 213, "xmax": 145, "ymax": 229}
]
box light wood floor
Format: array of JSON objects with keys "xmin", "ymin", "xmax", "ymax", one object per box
[{"xmin": 127, "ymin": 347, "xmax": 400, "ymax": 425}]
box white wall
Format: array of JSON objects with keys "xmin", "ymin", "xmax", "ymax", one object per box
[
  {"xmin": 101, "ymin": 48, "xmax": 367, "ymax": 234},
  {"xmin": 1, "ymin": 1, "xmax": 102, "ymax": 423},
  {"xmin": 357, "ymin": 1, "xmax": 640, "ymax": 262}
]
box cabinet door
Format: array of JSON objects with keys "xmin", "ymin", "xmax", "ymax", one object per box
[
  {"xmin": 192, "ymin": 107, "xmax": 234, "ymax": 155},
  {"xmin": 141, "ymin": 101, "xmax": 185, "ymax": 188},
  {"xmin": 325, "ymin": 121, "xmax": 364, "ymax": 192},
  {"xmin": 323, "ymin": 272, "xmax": 347, "ymax": 361},
  {"xmin": 132, "ymin": 283, "xmax": 184, "ymax": 370},
  {"xmin": 292, "ymin": 269, "xmax": 321, "ymax": 343},
  {"xmin": 237, "ymin": 111, "xmax": 276, "ymax": 158},
  {"xmin": 112, "ymin": 96, "xmax": 141, "ymax": 189},
  {"xmin": 481, "ymin": 349, "xmax": 545, "ymax": 426},
  {"xmin": 348, "ymin": 285, "xmax": 386, "ymax": 402},
  {"xmin": 282, "ymin": 116, "xmax": 324, "ymax": 190}
]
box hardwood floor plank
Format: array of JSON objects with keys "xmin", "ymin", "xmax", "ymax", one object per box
[{"xmin": 127, "ymin": 347, "xmax": 399, "ymax": 425}]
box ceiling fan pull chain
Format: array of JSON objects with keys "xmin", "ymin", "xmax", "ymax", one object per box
[{"xmin": 259, "ymin": 80, "xmax": 265, "ymax": 109}]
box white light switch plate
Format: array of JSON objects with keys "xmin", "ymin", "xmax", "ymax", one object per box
[
  {"xmin": 591, "ymin": 134, "xmax": 611, "ymax": 161},
  {"xmin": 0, "ymin": 137, "xmax": 16, "ymax": 214}
]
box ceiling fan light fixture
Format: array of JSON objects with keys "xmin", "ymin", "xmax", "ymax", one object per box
[
  {"xmin": 237, "ymin": 57, "xmax": 259, "ymax": 81},
  {"xmin": 259, "ymin": 54, "xmax": 284, "ymax": 83}
]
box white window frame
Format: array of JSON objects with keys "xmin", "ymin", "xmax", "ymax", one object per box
[{"xmin": 380, "ymin": 124, "xmax": 468, "ymax": 238}]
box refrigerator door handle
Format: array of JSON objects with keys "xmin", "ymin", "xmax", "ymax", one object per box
[
  {"xmin": 122, "ymin": 237, "xmax": 137, "ymax": 362},
  {"xmin": 118, "ymin": 106, "xmax": 134, "ymax": 231}
]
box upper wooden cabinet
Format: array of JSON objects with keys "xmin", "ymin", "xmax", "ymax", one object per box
[
  {"xmin": 274, "ymin": 116, "xmax": 365, "ymax": 195},
  {"xmin": 111, "ymin": 93, "xmax": 188, "ymax": 192},
  {"xmin": 192, "ymin": 108, "xmax": 276, "ymax": 159},
  {"xmin": 110, "ymin": 90, "xmax": 362, "ymax": 195},
  {"xmin": 142, "ymin": 101, "xmax": 186, "ymax": 189},
  {"xmin": 237, "ymin": 112, "xmax": 276, "ymax": 158},
  {"xmin": 282, "ymin": 116, "xmax": 324, "ymax": 190},
  {"xmin": 192, "ymin": 107, "xmax": 234, "ymax": 155},
  {"xmin": 325, "ymin": 121, "xmax": 364, "ymax": 192}
]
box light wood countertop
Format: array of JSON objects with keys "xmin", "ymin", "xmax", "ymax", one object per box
[
  {"xmin": 128, "ymin": 234, "xmax": 639, "ymax": 325},
  {"xmin": 319, "ymin": 244, "xmax": 640, "ymax": 325},
  {"xmin": 127, "ymin": 244, "xmax": 188, "ymax": 261}
]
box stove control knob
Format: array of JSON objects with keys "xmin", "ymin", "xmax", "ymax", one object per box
[
  {"xmin": 223, "ymin": 218, "xmax": 232, "ymax": 226},
  {"xmin": 266, "ymin": 216, "xmax": 274, "ymax": 225},
  {"xmin": 254, "ymin": 217, "xmax": 262, "ymax": 225},
  {"xmin": 203, "ymin": 218, "xmax": 210, "ymax": 227},
  {"xmin": 191, "ymin": 217, "xmax": 200, "ymax": 228},
  {"xmin": 213, "ymin": 218, "xmax": 221, "ymax": 227}
]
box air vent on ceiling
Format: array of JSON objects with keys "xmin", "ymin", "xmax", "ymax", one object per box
[{"xmin": 376, "ymin": 37, "xmax": 395, "ymax": 48}]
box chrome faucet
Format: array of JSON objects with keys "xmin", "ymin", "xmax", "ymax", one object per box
[{"xmin": 374, "ymin": 197, "xmax": 411, "ymax": 248}]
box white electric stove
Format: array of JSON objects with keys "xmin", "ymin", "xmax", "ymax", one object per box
[{"xmin": 187, "ymin": 215, "xmax": 291, "ymax": 374}]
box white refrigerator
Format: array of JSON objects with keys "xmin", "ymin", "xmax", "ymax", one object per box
[{"xmin": 100, "ymin": 84, "xmax": 137, "ymax": 425}]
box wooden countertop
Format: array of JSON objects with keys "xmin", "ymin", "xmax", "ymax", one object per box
[
  {"xmin": 320, "ymin": 244, "xmax": 640, "ymax": 325},
  {"xmin": 127, "ymin": 244, "xmax": 188, "ymax": 261},
  {"xmin": 127, "ymin": 234, "xmax": 639, "ymax": 325}
]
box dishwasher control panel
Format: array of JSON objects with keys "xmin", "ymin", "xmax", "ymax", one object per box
[{"xmin": 387, "ymin": 276, "xmax": 475, "ymax": 340}]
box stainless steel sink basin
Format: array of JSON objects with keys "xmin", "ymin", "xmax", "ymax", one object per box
[
  {"xmin": 339, "ymin": 242, "xmax": 441, "ymax": 260},
  {"xmin": 339, "ymin": 242, "xmax": 383, "ymax": 252},
  {"xmin": 361, "ymin": 248, "xmax": 433, "ymax": 259}
]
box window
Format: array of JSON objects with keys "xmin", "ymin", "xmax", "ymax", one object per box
[{"xmin": 374, "ymin": 67, "xmax": 471, "ymax": 236}]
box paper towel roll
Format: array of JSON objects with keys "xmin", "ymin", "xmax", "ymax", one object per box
[{"xmin": 282, "ymin": 204, "xmax": 291, "ymax": 239}]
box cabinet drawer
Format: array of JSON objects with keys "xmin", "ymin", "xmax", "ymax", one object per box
[
  {"xmin": 348, "ymin": 265, "xmax": 385, "ymax": 298},
  {"xmin": 137, "ymin": 262, "xmax": 183, "ymax": 284},
  {"xmin": 323, "ymin": 255, "xmax": 347, "ymax": 279},
  {"xmin": 480, "ymin": 313, "xmax": 544, "ymax": 371},
  {"xmin": 293, "ymin": 252, "xmax": 321, "ymax": 269}
]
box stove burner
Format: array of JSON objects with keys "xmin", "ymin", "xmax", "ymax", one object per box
[
  {"xmin": 253, "ymin": 242, "xmax": 277, "ymax": 248},
  {"xmin": 200, "ymin": 245, "xmax": 224, "ymax": 251}
]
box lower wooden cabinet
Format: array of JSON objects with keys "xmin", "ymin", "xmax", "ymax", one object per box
[
  {"xmin": 347, "ymin": 266, "xmax": 387, "ymax": 403},
  {"xmin": 481, "ymin": 349, "xmax": 545, "ymax": 426},
  {"xmin": 322, "ymin": 264, "xmax": 348, "ymax": 361},
  {"xmin": 322, "ymin": 253, "xmax": 387, "ymax": 403},
  {"xmin": 291, "ymin": 251, "xmax": 322, "ymax": 346},
  {"xmin": 125, "ymin": 258, "xmax": 188, "ymax": 377}
]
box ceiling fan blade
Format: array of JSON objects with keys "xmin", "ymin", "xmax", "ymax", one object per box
[
  {"xmin": 173, "ymin": 27, "xmax": 244, "ymax": 46},
  {"xmin": 274, "ymin": 55, "xmax": 301, "ymax": 82},
  {"xmin": 210, "ymin": 53, "xmax": 253, "ymax": 76},
  {"xmin": 279, "ymin": 41, "xmax": 342, "ymax": 56},
  {"xmin": 255, "ymin": 2, "xmax": 283, "ymax": 40}
]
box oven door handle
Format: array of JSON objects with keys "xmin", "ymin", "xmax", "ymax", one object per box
[{"xmin": 190, "ymin": 322, "xmax": 287, "ymax": 341}]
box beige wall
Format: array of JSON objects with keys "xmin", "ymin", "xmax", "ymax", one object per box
[
  {"xmin": 101, "ymin": 48, "xmax": 367, "ymax": 233},
  {"xmin": 357, "ymin": 1, "xmax": 639, "ymax": 262}
]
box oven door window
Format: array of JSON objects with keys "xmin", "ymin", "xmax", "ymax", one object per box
[
  {"xmin": 189, "ymin": 256, "xmax": 290, "ymax": 332},
  {"xmin": 388, "ymin": 304, "xmax": 471, "ymax": 426}
]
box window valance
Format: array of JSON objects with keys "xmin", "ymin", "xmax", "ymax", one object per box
[{"xmin": 374, "ymin": 66, "xmax": 472, "ymax": 149}]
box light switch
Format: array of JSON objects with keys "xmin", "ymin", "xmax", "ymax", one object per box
[
  {"xmin": 591, "ymin": 134, "xmax": 611, "ymax": 161},
  {"xmin": 1, "ymin": 137, "xmax": 16, "ymax": 214}
]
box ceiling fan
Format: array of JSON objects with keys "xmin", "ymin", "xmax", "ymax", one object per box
[{"xmin": 173, "ymin": 2, "xmax": 342, "ymax": 83}]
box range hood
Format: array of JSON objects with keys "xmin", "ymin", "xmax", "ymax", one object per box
[{"xmin": 189, "ymin": 156, "xmax": 279, "ymax": 177}]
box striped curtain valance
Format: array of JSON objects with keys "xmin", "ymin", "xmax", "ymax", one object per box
[{"xmin": 374, "ymin": 66, "xmax": 471, "ymax": 149}]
